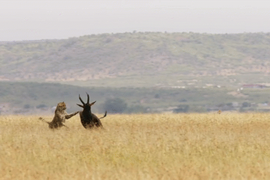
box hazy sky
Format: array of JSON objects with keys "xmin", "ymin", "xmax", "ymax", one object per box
[{"xmin": 1, "ymin": 0, "xmax": 270, "ymax": 41}]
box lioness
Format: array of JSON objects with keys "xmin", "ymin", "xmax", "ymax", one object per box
[{"xmin": 39, "ymin": 102, "xmax": 79, "ymax": 129}]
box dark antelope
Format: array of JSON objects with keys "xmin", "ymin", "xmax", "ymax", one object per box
[{"xmin": 77, "ymin": 93, "xmax": 107, "ymax": 129}]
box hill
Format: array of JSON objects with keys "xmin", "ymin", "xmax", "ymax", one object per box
[{"xmin": 1, "ymin": 32, "xmax": 270, "ymax": 87}]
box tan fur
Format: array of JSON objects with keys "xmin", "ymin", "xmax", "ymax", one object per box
[{"xmin": 40, "ymin": 102, "xmax": 79, "ymax": 129}]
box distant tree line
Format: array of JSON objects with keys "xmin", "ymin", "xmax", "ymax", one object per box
[{"xmin": 102, "ymin": 98, "xmax": 147, "ymax": 114}]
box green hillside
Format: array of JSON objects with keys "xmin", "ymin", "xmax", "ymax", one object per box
[
  {"xmin": 1, "ymin": 32, "xmax": 270, "ymax": 87},
  {"xmin": 0, "ymin": 82, "xmax": 270, "ymax": 114}
]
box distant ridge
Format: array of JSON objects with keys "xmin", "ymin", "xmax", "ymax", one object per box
[{"xmin": 1, "ymin": 32, "xmax": 270, "ymax": 87}]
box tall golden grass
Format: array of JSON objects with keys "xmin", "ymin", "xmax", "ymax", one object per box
[{"xmin": 1, "ymin": 113, "xmax": 270, "ymax": 180}]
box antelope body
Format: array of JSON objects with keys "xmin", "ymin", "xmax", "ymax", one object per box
[{"xmin": 77, "ymin": 93, "xmax": 107, "ymax": 129}]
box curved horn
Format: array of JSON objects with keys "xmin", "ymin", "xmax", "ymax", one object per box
[
  {"xmin": 87, "ymin": 93, "xmax": 90, "ymax": 104},
  {"xmin": 79, "ymin": 94, "xmax": 85, "ymax": 105}
]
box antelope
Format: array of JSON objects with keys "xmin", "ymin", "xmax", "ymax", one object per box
[{"xmin": 77, "ymin": 93, "xmax": 107, "ymax": 129}]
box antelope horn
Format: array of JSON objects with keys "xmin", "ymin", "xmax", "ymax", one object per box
[
  {"xmin": 79, "ymin": 94, "xmax": 85, "ymax": 105},
  {"xmin": 87, "ymin": 93, "xmax": 90, "ymax": 104}
]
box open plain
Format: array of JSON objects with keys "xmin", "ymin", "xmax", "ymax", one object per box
[{"xmin": 1, "ymin": 113, "xmax": 270, "ymax": 180}]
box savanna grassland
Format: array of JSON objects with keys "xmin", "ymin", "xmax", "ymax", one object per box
[{"xmin": 1, "ymin": 113, "xmax": 270, "ymax": 180}]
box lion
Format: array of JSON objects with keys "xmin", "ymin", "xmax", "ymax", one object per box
[{"xmin": 39, "ymin": 102, "xmax": 79, "ymax": 129}]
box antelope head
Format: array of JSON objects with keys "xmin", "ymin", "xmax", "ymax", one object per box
[{"xmin": 77, "ymin": 93, "xmax": 96, "ymax": 112}]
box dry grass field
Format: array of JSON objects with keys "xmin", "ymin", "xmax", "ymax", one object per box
[{"xmin": 1, "ymin": 113, "xmax": 270, "ymax": 180}]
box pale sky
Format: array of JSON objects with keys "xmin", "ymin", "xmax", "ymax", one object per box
[{"xmin": 1, "ymin": 0, "xmax": 270, "ymax": 41}]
